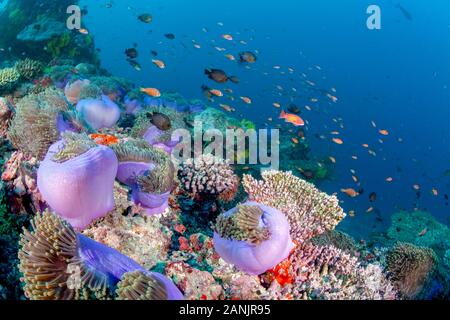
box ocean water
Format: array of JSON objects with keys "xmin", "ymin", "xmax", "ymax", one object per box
[{"xmin": 81, "ymin": 0, "xmax": 450, "ymax": 238}]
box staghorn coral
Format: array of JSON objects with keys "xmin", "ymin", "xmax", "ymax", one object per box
[
  {"xmin": 242, "ymin": 170, "xmax": 345, "ymax": 242},
  {"xmin": 14, "ymin": 58, "xmax": 43, "ymax": 80},
  {"xmin": 18, "ymin": 210, "xmax": 183, "ymax": 300},
  {"xmin": 386, "ymin": 242, "xmax": 437, "ymax": 299},
  {"xmin": 178, "ymin": 154, "xmax": 239, "ymax": 201},
  {"xmin": 0, "ymin": 67, "xmax": 20, "ymax": 91},
  {"xmin": 7, "ymin": 88, "xmax": 70, "ymax": 159}
]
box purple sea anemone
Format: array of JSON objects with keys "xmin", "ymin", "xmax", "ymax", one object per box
[
  {"xmin": 37, "ymin": 133, "xmax": 118, "ymax": 230},
  {"xmin": 19, "ymin": 211, "xmax": 184, "ymax": 300},
  {"xmin": 76, "ymin": 95, "xmax": 121, "ymax": 130},
  {"xmin": 124, "ymin": 95, "xmax": 143, "ymax": 115},
  {"xmin": 213, "ymin": 201, "xmax": 294, "ymax": 275}
]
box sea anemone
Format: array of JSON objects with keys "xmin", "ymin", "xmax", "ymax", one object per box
[
  {"xmin": 7, "ymin": 89, "xmax": 70, "ymax": 159},
  {"xmin": 242, "ymin": 170, "xmax": 345, "ymax": 242},
  {"xmin": 132, "ymin": 150, "xmax": 175, "ymax": 215},
  {"xmin": 76, "ymin": 95, "xmax": 121, "ymax": 130},
  {"xmin": 178, "ymin": 154, "xmax": 239, "ymax": 202},
  {"xmin": 213, "ymin": 201, "xmax": 295, "ymax": 275},
  {"xmin": 64, "ymin": 79, "xmax": 91, "ymax": 104},
  {"xmin": 18, "ymin": 210, "xmax": 183, "ymax": 300},
  {"xmin": 37, "ymin": 132, "xmax": 118, "ymax": 230},
  {"xmin": 386, "ymin": 242, "xmax": 437, "ymax": 299}
]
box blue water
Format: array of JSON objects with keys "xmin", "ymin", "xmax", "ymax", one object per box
[{"xmin": 81, "ymin": 0, "xmax": 450, "ymax": 238}]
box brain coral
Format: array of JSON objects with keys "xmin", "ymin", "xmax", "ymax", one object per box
[
  {"xmin": 242, "ymin": 170, "xmax": 345, "ymax": 242},
  {"xmin": 178, "ymin": 154, "xmax": 239, "ymax": 201},
  {"xmin": 386, "ymin": 242, "xmax": 437, "ymax": 299}
]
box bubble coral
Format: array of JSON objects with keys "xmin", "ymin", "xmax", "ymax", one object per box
[
  {"xmin": 178, "ymin": 154, "xmax": 239, "ymax": 202},
  {"xmin": 18, "ymin": 210, "xmax": 183, "ymax": 300},
  {"xmin": 213, "ymin": 201, "xmax": 295, "ymax": 275},
  {"xmin": 242, "ymin": 170, "xmax": 345, "ymax": 242},
  {"xmin": 14, "ymin": 58, "xmax": 43, "ymax": 80},
  {"xmin": 7, "ymin": 88, "xmax": 70, "ymax": 159},
  {"xmin": 0, "ymin": 67, "xmax": 20, "ymax": 91},
  {"xmin": 386, "ymin": 242, "xmax": 437, "ymax": 299},
  {"xmin": 76, "ymin": 95, "xmax": 121, "ymax": 130},
  {"xmin": 37, "ymin": 132, "xmax": 118, "ymax": 230}
]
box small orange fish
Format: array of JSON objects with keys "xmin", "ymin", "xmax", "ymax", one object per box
[
  {"xmin": 222, "ymin": 34, "xmax": 233, "ymax": 41},
  {"xmin": 79, "ymin": 28, "xmax": 89, "ymax": 35},
  {"xmin": 210, "ymin": 89, "xmax": 223, "ymax": 97},
  {"xmin": 432, "ymin": 188, "xmax": 439, "ymax": 196},
  {"xmin": 379, "ymin": 129, "xmax": 389, "ymax": 136},
  {"xmin": 140, "ymin": 87, "xmax": 161, "ymax": 97},
  {"xmin": 362, "ymin": 143, "xmax": 369, "ymax": 148},
  {"xmin": 225, "ymin": 54, "xmax": 235, "ymax": 61},
  {"xmin": 279, "ymin": 110, "xmax": 304, "ymax": 126},
  {"xmin": 366, "ymin": 207, "xmax": 374, "ymax": 213},
  {"xmin": 219, "ymin": 104, "xmax": 234, "ymax": 112},
  {"xmin": 89, "ymin": 133, "xmax": 119, "ymax": 146},
  {"xmin": 240, "ymin": 96, "xmax": 252, "ymax": 104},
  {"xmin": 341, "ymin": 188, "xmax": 359, "ymax": 197},
  {"xmin": 332, "ymin": 138, "xmax": 344, "ymax": 145},
  {"xmin": 291, "ymin": 137, "xmax": 299, "ymax": 144},
  {"xmin": 273, "ymin": 102, "xmax": 281, "ymax": 108},
  {"xmin": 152, "ymin": 59, "xmax": 166, "ymax": 69}
]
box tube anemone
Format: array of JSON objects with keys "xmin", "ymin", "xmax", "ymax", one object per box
[
  {"xmin": 18, "ymin": 211, "xmax": 184, "ymax": 300},
  {"xmin": 213, "ymin": 201, "xmax": 294, "ymax": 275}
]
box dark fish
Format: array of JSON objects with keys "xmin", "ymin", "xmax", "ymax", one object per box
[
  {"xmin": 148, "ymin": 112, "xmax": 171, "ymax": 131},
  {"xmin": 127, "ymin": 59, "xmax": 141, "ymax": 71},
  {"xmin": 164, "ymin": 33, "xmax": 176, "ymax": 40},
  {"xmin": 369, "ymin": 192, "xmax": 377, "ymax": 202},
  {"xmin": 138, "ymin": 13, "xmax": 153, "ymax": 23},
  {"xmin": 287, "ymin": 104, "xmax": 300, "ymax": 114},
  {"xmin": 300, "ymin": 170, "xmax": 315, "ymax": 180},
  {"xmin": 397, "ymin": 4, "xmax": 412, "ymax": 21},
  {"xmin": 125, "ymin": 48, "xmax": 138, "ymax": 59},
  {"xmin": 297, "ymin": 129, "xmax": 305, "ymax": 139},
  {"xmin": 228, "ymin": 76, "xmax": 240, "ymax": 84},
  {"xmin": 239, "ymin": 51, "xmax": 257, "ymax": 63},
  {"xmin": 151, "ymin": 50, "xmax": 158, "ymax": 57},
  {"xmin": 205, "ymin": 68, "xmax": 229, "ymax": 83},
  {"xmin": 201, "ymin": 85, "xmax": 213, "ymax": 100}
]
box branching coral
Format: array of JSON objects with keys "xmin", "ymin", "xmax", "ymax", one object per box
[
  {"xmin": 14, "ymin": 58, "xmax": 43, "ymax": 80},
  {"xmin": 7, "ymin": 87, "xmax": 70, "ymax": 158},
  {"xmin": 267, "ymin": 242, "xmax": 397, "ymax": 300},
  {"xmin": 242, "ymin": 170, "xmax": 345, "ymax": 242},
  {"xmin": 178, "ymin": 154, "xmax": 239, "ymax": 201},
  {"xmin": 386, "ymin": 242, "xmax": 437, "ymax": 299}
]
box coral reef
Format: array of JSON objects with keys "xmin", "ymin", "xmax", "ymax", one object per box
[
  {"xmin": 0, "ymin": 67, "xmax": 20, "ymax": 92},
  {"xmin": 14, "ymin": 58, "xmax": 42, "ymax": 80}
]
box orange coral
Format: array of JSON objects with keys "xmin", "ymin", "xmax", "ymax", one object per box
[{"xmin": 89, "ymin": 133, "xmax": 119, "ymax": 146}]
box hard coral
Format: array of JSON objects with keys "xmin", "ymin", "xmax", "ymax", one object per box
[
  {"xmin": 0, "ymin": 67, "xmax": 20, "ymax": 92},
  {"xmin": 178, "ymin": 154, "xmax": 239, "ymax": 201},
  {"xmin": 243, "ymin": 170, "xmax": 345, "ymax": 242},
  {"xmin": 14, "ymin": 58, "xmax": 43, "ymax": 80}
]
